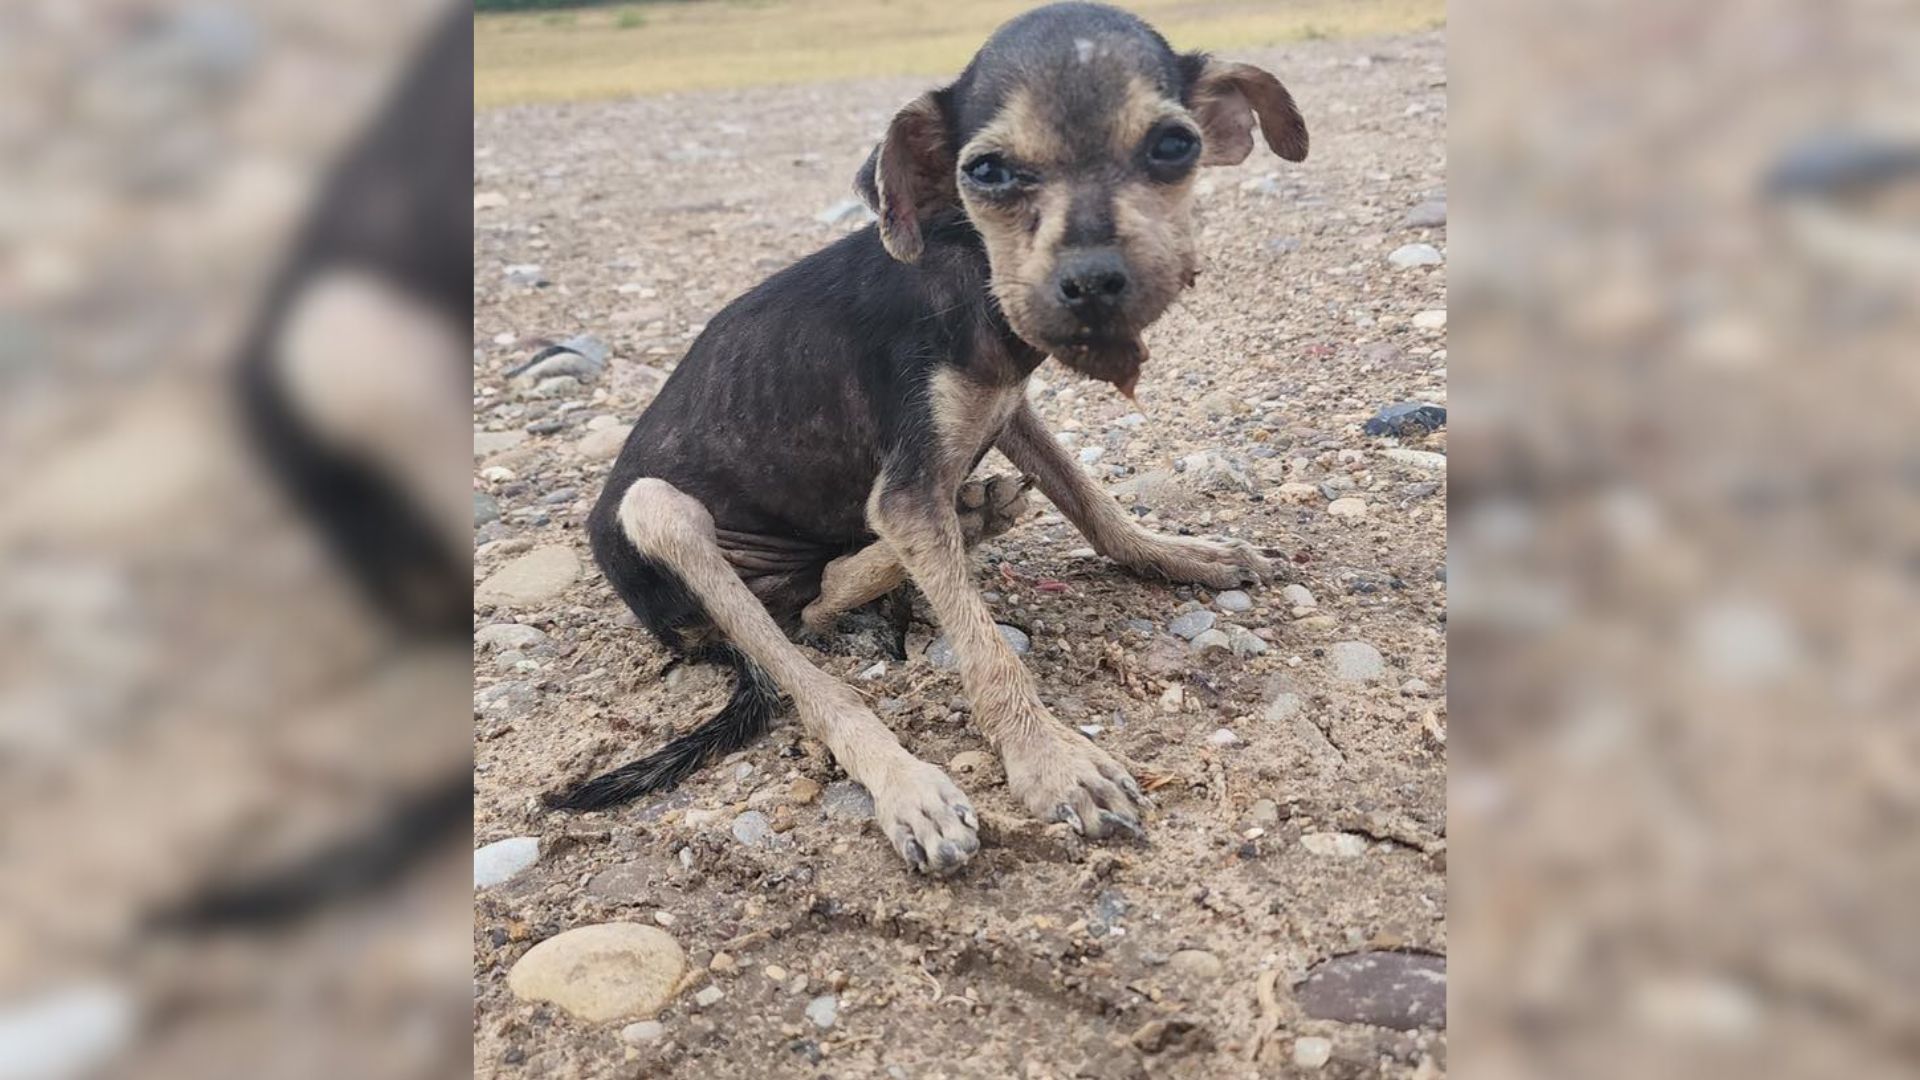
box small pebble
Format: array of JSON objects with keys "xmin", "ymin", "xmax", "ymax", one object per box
[
  {"xmin": 1293, "ymin": 1036, "xmax": 1334, "ymax": 1069},
  {"xmin": 804, "ymin": 994, "xmax": 839, "ymax": 1030},
  {"xmin": 620, "ymin": 1020, "xmax": 667, "ymax": 1046},
  {"xmin": 1168, "ymin": 949, "xmax": 1224, "ymax": 979},
  {"xmin": 1327, "ymin": 497, "xmax": 1369, "ymax": 520},
  {"xmin": 693, "ymin": 986, "xmax": 724, "ymax": 1008},
  {"xmin": 1329, "ymin": 641, "xmax": 1386, "ymax": 682},
  {"xmin": 1167, "ymin": 610, "xmax": 1216, "ymax": 640},
  {"xmin": 1206, "ymin": 728, "xmax": 1242, "ymax": 749},
  {"xmin": 1387, "ymin": 243, "xmax": 1443, "ymax": 268},
  {"xmin": 474, "ymin": 836, "xmax": 539, "ymax": 888},
  {"xmin": 1281, "ymin": 584, "xmax": 1317, "ymax": 609},
  {"xmin": 1190, "ymin": 628, "xmax": 1232, "ymax": 655},
  {"xmin": 1214, "ymin": 589, "xmax": 1252, "ymax": 612},
  {"xmin": 1301, "ymin": 832, "xmax": 1369, "ymax": 858},
  {"xmin": 731, "ymin": 811, "xmax": 774, "ymax": 846}
]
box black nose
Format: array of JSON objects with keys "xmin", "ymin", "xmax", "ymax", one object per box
[{"xmin": 1054, "ymin": 250, "xmax": 1130, "ymax": 314}]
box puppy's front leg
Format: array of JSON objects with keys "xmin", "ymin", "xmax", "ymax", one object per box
[
  {"xmin": 998, "ymin": 404, "xmax": 1278, "ymax": 589},
  {"xmin": 870, "ymin": 482, "xmax": 1146, "ymax": 839}
]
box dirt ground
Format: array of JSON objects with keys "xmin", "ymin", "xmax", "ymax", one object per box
[{"xmin": 473, "ymin": 29, "xmax": 1446, "ymax": 1079}]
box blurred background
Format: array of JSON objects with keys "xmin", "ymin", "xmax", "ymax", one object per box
[
  {"xmin": 1451, "ymin": 0, "xmax": 1919, "ymax": 1078},
  {"xmin": 0, "ymin": 2, "xmax": 469, "ymax": 1077}
]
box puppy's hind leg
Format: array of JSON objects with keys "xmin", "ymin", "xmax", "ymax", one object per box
[
  {"xmin": 567, "ymin": 478, "xmax": 980, "ymax": 875},
  {"xmin": 800, "ymin": 473, "xmax": 1033, "ymax": 633}
]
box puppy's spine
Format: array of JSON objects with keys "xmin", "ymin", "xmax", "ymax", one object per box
[{"xmin": 545, "ymin": 646, "xmax": 780, "ymax": 810}]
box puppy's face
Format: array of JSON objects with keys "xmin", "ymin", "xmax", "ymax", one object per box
[{"xmin": 858, "ymin": 5, "xmax": 1308, "ymax": 393}]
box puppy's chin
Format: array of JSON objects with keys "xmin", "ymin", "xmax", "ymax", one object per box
[{"xmin": 1051, "ymin": 335, "xmax": 1147, "ymax": 399}]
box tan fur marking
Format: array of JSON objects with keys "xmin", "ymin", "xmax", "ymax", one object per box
[
  {"xmin": 617, "ymin": 478, "xmax": 978, "ymax": 872},
  {"xmin": 801, "ymin": 541, "xmax": 906, "ymax": 633},
  {"xmin": 278, "ymin": 269, "xmax": 469, "ymax": 558},
  {"xmin": 1107, "ymin": 75, "xmax": 1185, "ymax": 159}
]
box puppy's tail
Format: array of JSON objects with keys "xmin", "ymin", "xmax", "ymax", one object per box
[{"xmin": 544, "ymin": 645, "xmax": 781, "ymax": 811}]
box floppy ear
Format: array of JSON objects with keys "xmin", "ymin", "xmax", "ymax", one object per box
[
  {"xmin": 853, "ymin": 93, "xmax": 955, "ymax": 263},
  {"xmin": 1185, "ymin": 57, "xmax": 1308, "ymax": 166}
]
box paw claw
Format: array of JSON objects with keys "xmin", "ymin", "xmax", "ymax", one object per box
[{"xmin": 1099, "ymin": 810, "xmax": 1147, "ymax": 843}]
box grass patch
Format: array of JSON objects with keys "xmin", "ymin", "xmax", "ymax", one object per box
[{"xmin": 476, "ymin": 0, "xmax": 1445, "ymax": 109}]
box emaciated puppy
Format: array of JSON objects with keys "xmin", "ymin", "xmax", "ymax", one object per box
[{"xmin": 550, "ymin": 2, "xmax": 1308, "ymax": 874}]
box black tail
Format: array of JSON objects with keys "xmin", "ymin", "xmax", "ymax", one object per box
[{"xmin": 545, "ymin": 646, "xmax": 781, "ymax": 811}]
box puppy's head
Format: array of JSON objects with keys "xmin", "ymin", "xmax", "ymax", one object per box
[{"xmin": 855, "ymin": 2, "xmax": 1307, "ymax": 393}]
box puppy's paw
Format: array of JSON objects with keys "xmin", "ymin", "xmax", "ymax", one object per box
[
  {"xmin": 1129, "ymin": 533, "xmax": 1281, "ymax": 590},
  {"xmin": 1002, "ymin": 727, "xmax": 1147, "ymax": 842},
  {"xmin": 957, "ymin": 473, "xmax": 1034, "ymax": 546},
  {"xmin": 868, "ymin": 758, "xmax": 981, "ymax": 876}
]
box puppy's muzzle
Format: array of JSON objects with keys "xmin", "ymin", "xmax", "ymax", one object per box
[{"xmin": 1051, "ymin": 247, "xmax": 1131, "ymax": 325}]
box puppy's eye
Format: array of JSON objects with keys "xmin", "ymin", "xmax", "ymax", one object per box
[
  {"xmin": 1149, "ymin": 129, "xmax": 1199, "ymax": 166},
  {"xmin": 964, "ymin": 154, "xmax": 1016, "ymax": 188}
]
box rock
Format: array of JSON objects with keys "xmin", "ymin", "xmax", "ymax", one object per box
[
  {"xmin": 1264, "ymin": 692, "xmax": 1303, "ymax": 722},
  {"xmin": 1206, "ymin": 728, "xmax": 1242, "ymax": 749},
  {"xmin": 816, "ymin": 198, "xmax": 875, "ymax": 226},
  {"xmin": 1388, "ymin": 243, "xmax": 1443, "ymax": 268},
  {"xmin": 820, "ymin": 781, "xmax": 874, "ymax": 822},
  {"xmin": 1277, "ymin": 481, "xmax": 1321, "ymax": 503},
  {"xmin": 1168, "ymin": 949, "xmax": 1224, "ymax": 979},
  {"xmin": 505, "ymin": 264, "xmax": 547, "ymax": 287},
  {"xmin": 477, "ymin": 546, "xmax": 581, "ymax": 607},
  {"xmin": 562, "ymin": 424, "xmax": 627, "ymax": 464},
  {"xmin": 928, "ymin": 624, "xmax": 1029, "ymax": 668},
  {"xmin": 1167, "ymin": 610, "xmax": 1216, "ymax": 640},
  {"xmin": 1412, "ymin": 309, "xmax": 1448, "ymax": 330},
  {"xmin": 506, "ymin": 923, "xmax": 686, "ymax": 1023},
  {"xmin": 474, "ymin": 428, "xmax": 527, "ymax": 457},
  {"xmin": 1327, "ymin": 497, "xmax": 1369, "ymax": 520},
  {"xmin": 1404, "ymin": 199, "xmax": 1447, "ymax": 228},
  {"xmin": 517, "ymin": 347, "xmax": 603, "ymax": 383},
  {"xmin": 1177, "ymin": 450, "xmax": 1255, "ymax": 494},
  {"xmin": 1281, "ymin": 584, "xmax": 1317, "ymax": 609},
  {"xmin": 1363, "ymin": 402, "xmax": 1447, "ymax": 437},
  {"xmin": 731, "ymin": 811, "xmax": 773, "ymax": 846},
  {"xmin": 1190, "ymin": 628, "xmax": 1232, "ymax": 655},
  {"xmin": 474, "ymin": 191, "xmax": 509, "ymax": 211},
  {"xmin": 1297, "ymin": 951, "xmax": 1447, "ymax": 1030},
  {"xmin": 474, "ymin": 836, "xmax": 540, "ymax": 888},
  {"xmin": 474, "ymin": 491, "xmax": 500, "ymax": 526},
  {"xmin": 1318, "ymin": 476, "xmax": 1356, "ymax": 500},
  {"xmin": 1383, "ymin": 448, "xmax": 1447, "ymax": 472},
  {"xmin": 619, "ymin": 1020, "xmax": 667, "ymax": 1046},
  {"xmin": 1226, "ymin": 627, "xmax": 1269, "ymax": 658},
  {"xmin": 533, "ymin": 374, "xmax": 582, "ymax": 398},
  {"xmin": 1300, "ymin": 832, "xmax": 1368, "ymax": 858},
  {"xmin": 1292, "ymin": 614, "xmax": 1339, "ymax": 633},
  {"xmin": 805, "ymin": 995, "xmax": 839, "ymax": 1030},
  {"xmin": 0, "ymin": 984, "xmax": 136, "ymax": 1080},
  {"xmin": 1215, "ymin": 589, "xmax": 1253, "ymax": 613},
  {"xmin": 476, "ymin": 623, "xmax": 549, "ymax": 652},
  {"xmin": 1293, "ymin": 1036, "xmax": 1334, "ymax": 1069},
  {"xmin": 1329, "ymin": 641, "xmax": 1385, "ymax": 682},
  {"xmin": 692, "ymin": 986, "xmax": 724, "ymax": 1009},
  {"xmin": 1248, "ymin": 799, "xmax": 1282, "ymax": 828},
  {"xmin": 788, "ymin": 777, "xmax": 822, "ymax": 804},
  {"xmin": 1078, "ymin": 446, "xmax": 1105, "ymax": 465}
]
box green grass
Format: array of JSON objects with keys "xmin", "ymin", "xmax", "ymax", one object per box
[{"xmin": 476, "ymin": 0, "xmax": 1445, "ymax": 109}]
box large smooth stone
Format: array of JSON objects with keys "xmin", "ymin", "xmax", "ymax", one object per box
[{"xmin": 507, "ymin": 923, "xmax": 687, "ymax": 1024}]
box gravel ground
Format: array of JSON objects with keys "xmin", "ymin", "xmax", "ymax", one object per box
[{"xmin": 473, "ymin": 30, "xmax": 1446, "ymax": 1079}]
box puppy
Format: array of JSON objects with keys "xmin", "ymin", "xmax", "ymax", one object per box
[{"xmin": 551, "ymin": 1, "xmax": 1308, "ymax": 875}]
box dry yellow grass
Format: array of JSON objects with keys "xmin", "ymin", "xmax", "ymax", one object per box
[{"xmin": 475, "ymin": 0, "xmax": 1445, "ymax": 109}]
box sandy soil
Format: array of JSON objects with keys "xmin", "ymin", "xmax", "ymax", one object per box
[{"xmin": 473, "ymin": 31, "xmax": 1446, "ymax": 1079}]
